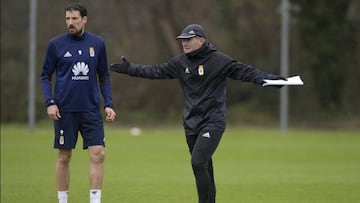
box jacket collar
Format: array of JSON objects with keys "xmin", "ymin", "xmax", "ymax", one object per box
[
  {"xmin": 67, "ymin": 31, "xmax": 87, "ymax": 41},
  {"xmin": 185, "ymin": 41, "xmax": 216, "ymax": 59}
]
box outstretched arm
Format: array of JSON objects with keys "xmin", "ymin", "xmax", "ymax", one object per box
[
  {"xmin": 110, "ymin": 56, "xmax": 177, "ymax": 79},
  {"xmin": 228, "ymin": 61, "xmax": 286, "ymax": 87}
]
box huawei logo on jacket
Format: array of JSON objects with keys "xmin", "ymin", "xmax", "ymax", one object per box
[{"xmin": 72, "ymin": 62, "xmax": 89, "ymax": 80}]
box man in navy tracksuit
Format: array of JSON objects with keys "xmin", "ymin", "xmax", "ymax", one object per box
[
  {"xmin": 110, "ymin": 24, "xmax": 285, "ymax": 203},
  {"xmin": 40, "ymin": 3, "xmax": 116, "ymax": 203}
]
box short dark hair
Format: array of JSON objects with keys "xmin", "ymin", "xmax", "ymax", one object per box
[{"xmin": 64, "ymin": 3, "xmax": 87, "ymax": 17}]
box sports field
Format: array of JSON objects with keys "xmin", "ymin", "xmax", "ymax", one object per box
[{"xmin": 1, "ymin": 124, "xmax": 360, "ymax": 202}]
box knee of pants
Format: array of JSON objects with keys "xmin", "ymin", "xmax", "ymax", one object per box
[{"xmin": 191, "ymin": 156, "xmax": 208, "ymax": 172}]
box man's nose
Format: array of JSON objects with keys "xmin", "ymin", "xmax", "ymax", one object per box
[{"xmin": 67, "ymin": 19, "xmax": 75, "ymax": 25}]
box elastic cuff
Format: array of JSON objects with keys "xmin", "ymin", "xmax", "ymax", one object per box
[{"xmin": 46, "ymin": 99, "xmax": 56, "ymax": 107}]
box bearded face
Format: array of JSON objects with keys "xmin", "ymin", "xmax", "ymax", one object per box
[{"xmin": 65, "ymin": 10, "xmax": 87, "ymax": 36}]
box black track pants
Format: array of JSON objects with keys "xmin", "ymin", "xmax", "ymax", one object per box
[{"xmin": 186, "ymin": 129, "xmax": 224, "ymax": 203}]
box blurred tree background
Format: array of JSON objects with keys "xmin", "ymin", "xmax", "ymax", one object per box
[{"xmin": 1, "ymin": 0, "xmax": 359, "ymax": 129}]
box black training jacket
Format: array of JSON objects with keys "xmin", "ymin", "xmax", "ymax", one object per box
[{"xmin": 126, "ymin": 42, "xmax": 281, "ymax": 134}]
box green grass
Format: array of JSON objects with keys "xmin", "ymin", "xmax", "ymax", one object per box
[{"xmin": 1, "ymin": 124, "xmax": 360, "ymax": 203}]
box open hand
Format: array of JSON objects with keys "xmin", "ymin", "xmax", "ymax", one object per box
[{"xmin": 110, "ymin": 56, "xmax": 130, "ymax": 74}]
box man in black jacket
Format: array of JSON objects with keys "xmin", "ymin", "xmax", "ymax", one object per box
[{"xmin": 110, "ymin": 24, "xmax": 285, "ymax": 203}]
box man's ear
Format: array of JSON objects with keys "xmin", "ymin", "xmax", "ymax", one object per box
[{"xmin": 83, "ymin": 16, "xmax": 88, "ymax": 24}]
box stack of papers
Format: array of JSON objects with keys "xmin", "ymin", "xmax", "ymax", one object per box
[{"xmin": 262, "ymin": 75, "xmax": 304, "ymax": 86}]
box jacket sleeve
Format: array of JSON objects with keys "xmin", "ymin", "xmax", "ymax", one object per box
[
  {"xmin": 227, "ymin": 61, "xmax": 281, "ymax": 85},
  {"xmin": 128, "ymin": 62, "xmax": 177, "ymax": 79},
  {"xmin": 40, "ymin": 42, "xmax": 57, "ymax": 107},
  {"xmin": 97, "ymin": 41, "xmax": 113, "ymax": 109}
]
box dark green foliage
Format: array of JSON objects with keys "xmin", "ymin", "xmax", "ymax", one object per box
[{"xmin": 296, "ymin": 0, "xmax": 354, "ymax": 110}]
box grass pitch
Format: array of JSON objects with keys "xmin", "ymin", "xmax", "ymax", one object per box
[{"xmin": 1, "ymin": 124, "xmax": 360, "ymax": 202}]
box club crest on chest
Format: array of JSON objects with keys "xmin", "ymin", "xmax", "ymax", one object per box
[{"xmin": 198, "ymin": 65, "xmax": 204, "ymax": 76}]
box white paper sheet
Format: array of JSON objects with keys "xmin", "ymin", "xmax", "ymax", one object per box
[{"xmin": 262, "ymin": 75, "xmax": 304, "ymax": 86}]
